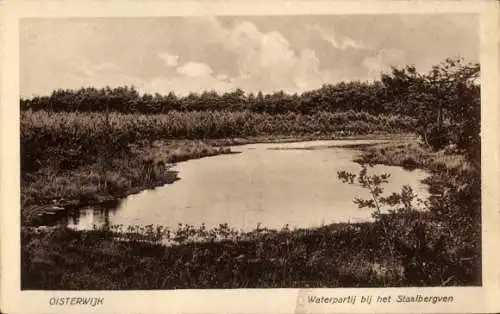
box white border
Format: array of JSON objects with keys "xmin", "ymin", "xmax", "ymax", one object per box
[{"xmin": 1, "ymin": 1, "xmax": 499, "ymax": 313}]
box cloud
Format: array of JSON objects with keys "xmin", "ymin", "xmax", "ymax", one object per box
[
  {"xmin": 173, "ymin": 18, "xmax": 341, "ymax": 94},
  {"xmin": 362, "ymin": 48, "xmax": 404, "ymax": 78},
  {"xmin": 176, "ymin": 62, "xmax": 214, "ymax": 78},
  {"xmin": 307, "ymin": 24, "xmax": 365, "ymax": 50},
  {"xmin": 158, "ymin": 52, "xmax": 180, "ymax": 67},
  {"xmin": 72, "ymin": 60, "xmax": 146, "ymax": 91},
  {"xmin": 143, "ymin": 18, "xmax": 360, "ymax": 95},
  {"xmin": 216, "ymin": 74, "xmax": 230, "ymax": 82},
  {"xmin": 144, "ymin": 74, "xmax": 232, "ymax": 96},
  {"xmin": 146, "ymin": 52, "xmax": 230, "ymax": 96},
  {"xmin": 294, "ymin": 48, "xmax": 331, "ymax": 90}
]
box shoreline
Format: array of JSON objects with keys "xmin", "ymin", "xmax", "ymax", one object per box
[{"xmin": 207, "ymin": 132, "xmax": 417, "ymax": 147}]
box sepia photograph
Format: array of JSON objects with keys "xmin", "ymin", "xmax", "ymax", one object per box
[
  {"xmin": 1, "ymin": 0, "xmax": 499, "ymax": 313},
  {"xmin": 19, "ymin": 13, "xmax": 482, "ymax": 289}
]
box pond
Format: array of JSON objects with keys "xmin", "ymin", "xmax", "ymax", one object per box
[{"xmin": 65, "ymin": 140, "xmax": 430, "ymax": 232}]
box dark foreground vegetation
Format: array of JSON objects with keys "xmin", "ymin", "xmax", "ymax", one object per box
[{"xmin": 21, "ymin": 58, "xmax": 481, "ymax": 288}]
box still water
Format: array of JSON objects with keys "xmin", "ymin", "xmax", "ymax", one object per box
[{"xmin": 66, "ymin": 140, "xmax": 430, "ymax": 232}]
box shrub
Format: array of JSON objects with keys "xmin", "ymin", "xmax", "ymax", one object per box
[{"xmin": 338, "ymin": 163, "xmax": 480, "ymax": 286}]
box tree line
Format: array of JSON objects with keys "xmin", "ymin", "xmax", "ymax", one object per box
[{"xmin": 22, "ymin": 82, "xmax": 393, "ymax": 115}]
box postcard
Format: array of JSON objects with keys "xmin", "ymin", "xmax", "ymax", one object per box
[{"xmin": 1, "ymin": 0, "xmax": 499, "ymax": 313}]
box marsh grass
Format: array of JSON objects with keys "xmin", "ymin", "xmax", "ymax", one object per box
[
  {"xmin": 22, "ymin": 221, "xmax": 406, "ymax": 289},
  {"xmin": 21, "ymin": 109, "xmax": 415, "ymax": 170},
  {"xmin": 354, "ymin": 142, "xmax": 469, "ymax": 172},
  {"xmin": 21, "ymin": 140, "xmax": 230, "ymax": 225}
]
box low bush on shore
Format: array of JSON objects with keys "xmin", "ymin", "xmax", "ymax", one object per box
[
  {"xmin": 354, "ymin": 142, "xmax": 468, "ymax": 171},
  {"xmin": 349, "ymin": 142, "xmax": 481, "ymax": 286}
]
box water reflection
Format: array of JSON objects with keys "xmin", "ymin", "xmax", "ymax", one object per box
[{"xmin": 66, "ymin": 204, "xmax": 120, "ymax": 230}]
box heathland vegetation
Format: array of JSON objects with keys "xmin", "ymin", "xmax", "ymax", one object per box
[{"xmin": 20, "ymin": 57, "xmax": 481, "ymax": 288}]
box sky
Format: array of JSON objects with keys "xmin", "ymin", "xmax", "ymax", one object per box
[{"xmin": 20, "ymin": 14, "xmax": 479, "ymax": 98}]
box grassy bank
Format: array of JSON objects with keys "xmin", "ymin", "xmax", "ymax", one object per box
[
  {"xmin": 22, "ymin": 219, "xmax": 414, "ymax": 289},
  {"xmin": 353, "ymin": 141, "xmax": 469, "ymax": 171},
  {"xmin": 22, "ymin": 140, "xmax": 231, "ymax": 226}
]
